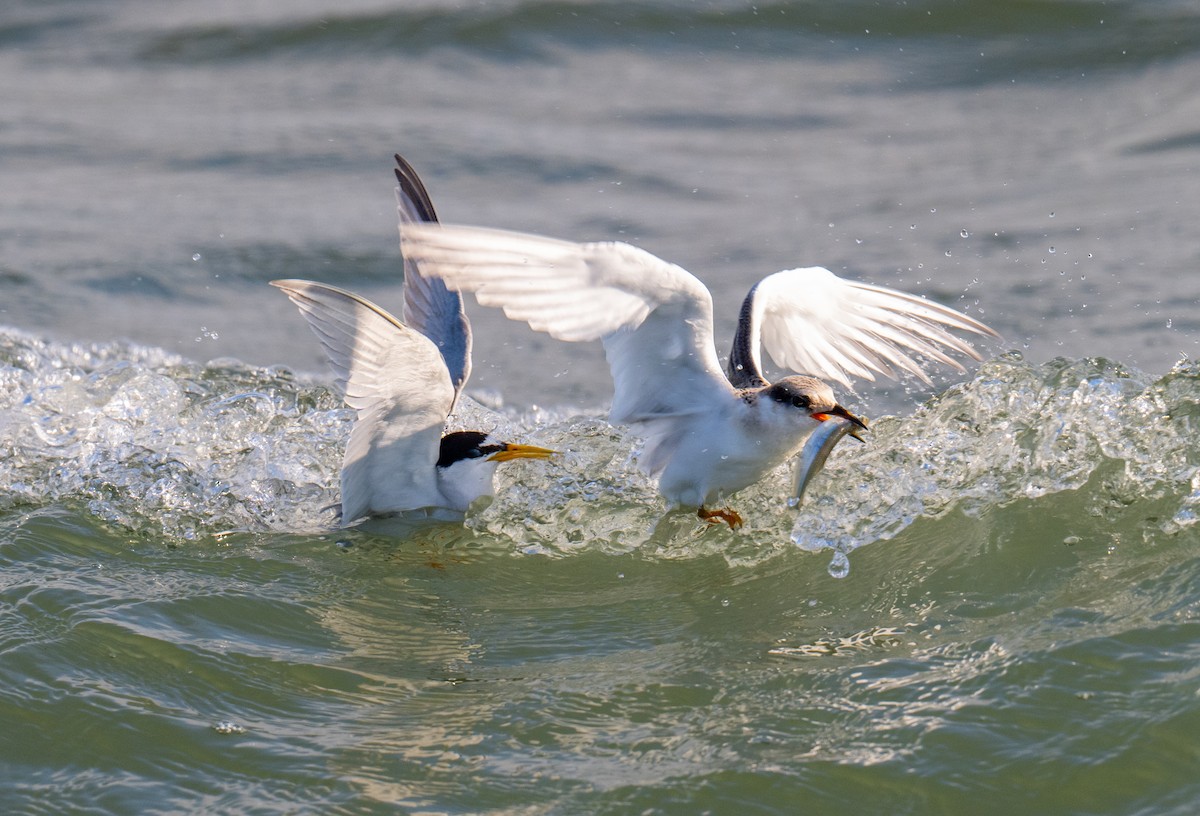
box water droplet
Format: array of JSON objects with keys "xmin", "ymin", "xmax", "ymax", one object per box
[
  {"xmin": 192, "ymin": 253, "xmax": 202, "ymax": 262},
  {"xmin": 1049, "ymin": 211, "xmax": 1055, "ymax": 218},
  {"xmin": 721, "ymin": 599, "xmax": 731, "ymax": 607},
  {"xmin": 909, "ymin": 224, "xmax": 916, "ymax": 230},
  {"xmin": 944, "ymin": 250, "xmax": 952, "ymax": 257},
  {"xmin": 213, "ymin": 721, "xmax": 246, "ymax": 735},
  {"xmin": 960, "ymin": 229, "xmax": 969, "ymax": 238},
  {"xmin": 1048, "ymin": 246, "xmax": 1056, "ymax": 254},
  {"xmin": 828, "ymin": 551, "xmax": 850, "ymax": 579},
  {"xmin": 930, "ymin": 208, "xmax": 937, "ymax": 213}
]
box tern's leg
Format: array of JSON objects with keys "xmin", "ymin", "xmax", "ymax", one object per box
[{"xmin": 697, "ymin": 506, "xmax": 743, "ymax": 530}]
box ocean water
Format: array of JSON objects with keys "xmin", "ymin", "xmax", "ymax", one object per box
[{"xmin": 3, "ymin": 1, "xmax": 1200, "ymax": 813}]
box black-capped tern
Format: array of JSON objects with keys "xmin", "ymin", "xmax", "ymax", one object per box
[{"xmin": 271, "ymin": 156, "xmax": 553, "ymax": 526}]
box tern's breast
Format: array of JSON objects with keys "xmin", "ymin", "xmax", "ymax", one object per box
[{"xmin": 655, "ymin": 405, "xmax": 818, "ymax": 506}]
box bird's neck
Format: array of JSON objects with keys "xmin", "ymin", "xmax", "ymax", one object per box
[{"xmin": 436, "ymin": 460, "xmax": 498, "ymax": 512}]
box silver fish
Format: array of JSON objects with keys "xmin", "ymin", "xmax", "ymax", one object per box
[{"xmin": 791, "ymin": 416, "xmax": 862, "ymax": 507}]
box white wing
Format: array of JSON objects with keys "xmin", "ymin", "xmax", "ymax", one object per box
[
  {"xmin": 399, "ymin": 223, "xmax": 735, "ymax": 425},
  {"xmin": 394, "ymin": 153, "xmax": 472, "ymax": 402},
  {"xmin": 741, "ymin": 267, "xmax": 999, "ymax": 389},
  {"xmin": 272, "ymin": 279, "xmax": 454, "ymax": 523}
]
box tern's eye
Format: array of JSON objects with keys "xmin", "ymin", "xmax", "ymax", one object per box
[
  {"xmin": 465, "ymin": 448, "xmax": 486, "ymax": 459},
  {"xmin": 791, "ymin": 395, "xmax": 810, "ymax": 409}
]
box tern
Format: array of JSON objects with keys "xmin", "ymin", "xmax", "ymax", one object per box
[
  {"xmin": 272, "ymin": 156, "xmax": 553, "ymax": 526},
  {"xmin": 399, "ymin": 220, "xmax": 998, "ymax": 529}
]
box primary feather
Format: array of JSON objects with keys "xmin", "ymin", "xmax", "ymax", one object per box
[
  {"xmin": 398, "ymin": 223, "xmax": 734, "ymax": 425},
  {"xmin": 395, "ymin": 154, "xmax": 472, "ymax": 402},
  {"xmin": 740, "ymin": 268, "xmax": 997, "ymax": 389}
]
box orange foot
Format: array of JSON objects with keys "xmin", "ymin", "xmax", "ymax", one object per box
[{"xmin": 698, "ymin": 506, "xmax": 744, "ymax": 530}]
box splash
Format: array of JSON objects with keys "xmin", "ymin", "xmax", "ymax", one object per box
[
  {"xmin": 0, "ymin": 328, "xmax": 346, "ymax": 538},
  {"xmin": 785, "ymin": 352, "xmax": 1200, "ymax": 572},
  {"xmin": 2, "ymin": 329, "xmax": 1199, "ymax": 563},
  {"xmin": 483, "ymin": 352, "xmax": 1200, "ymax": 563}
]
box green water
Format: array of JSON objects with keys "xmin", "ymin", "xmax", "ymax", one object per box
[
  {"xmin": 2, "ymin": 334, "xmax": 1200, "ymax": 813},
  {"xmin": 6, "ymin": 0, "xmax": 1200, "ymax": 811},
  {"xmin": 2, "ymin": 471, "xmax": 1198, "ymax": 813}
]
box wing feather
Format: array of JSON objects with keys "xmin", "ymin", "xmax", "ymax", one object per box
[
  {"xmin": 394, "ymin": 154, "xmax": 472, "ymax": 402},
  {"xmin": 272, "ymin": 279, "xmax": 454, "ymax": 523},
  {"xmin": 399, "ymin": 223, "xmax": 733, "ymax": 423},
  {"xmin": 748, "ymin": 267, "xmax": 998, "ymax": 389}
]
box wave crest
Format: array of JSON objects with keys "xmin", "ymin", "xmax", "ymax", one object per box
[{"xmin": 3, "ymin": 330, "xmax": 1198, "ymax": 564}]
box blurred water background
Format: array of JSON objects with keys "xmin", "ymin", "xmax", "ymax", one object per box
[{"xmin": 2, "ymin": 1, "xmax": 1200, "ymax": 813}]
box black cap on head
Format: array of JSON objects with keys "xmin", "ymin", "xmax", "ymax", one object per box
[{"xmin": 437, "ymin": 431, "xmax": 505, "ymax": 468}]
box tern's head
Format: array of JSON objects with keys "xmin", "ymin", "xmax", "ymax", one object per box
[
  {"xmin": 437, "ymin": 431, "xmax": 557, "ymax": 469},
  {"xmin": 436, "ymin": 429, "xmax": 556, "ymax": 468},
  {"xmin": 761, "ymin": 376, "xmax": 869, "ymax": 435},
  {"xmin": 435, "ymin": 431, "xmax": 556, "ymax": 510}
]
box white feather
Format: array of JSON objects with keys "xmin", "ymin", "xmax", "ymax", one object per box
[
  {"xmin": 750, "ymin": 267, "xmax": 997, "ymax": 388},
  {"xmin": 399, "ymin": 223, "xmax": 734, "ymax": 426}
]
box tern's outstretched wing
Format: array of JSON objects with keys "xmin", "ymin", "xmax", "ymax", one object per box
[
  {"xmin": 398, "ymin": 223, "xmax": 734, "ymax": 424},
  {"xmin": 272, "ymin": 279, "xmax": 454, "ymax": 524},
  {"xmin": 729, "ymin": 267, "xmax": 999, "ymax": 390},
  {"xmin": 394, "ymin": 153, "xmax": 472, "ymax": 403}
]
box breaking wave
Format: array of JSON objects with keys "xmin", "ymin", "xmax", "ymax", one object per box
[{"xmin": 3, "ymin": 328, "xmax": 1198, "ymax": 572}]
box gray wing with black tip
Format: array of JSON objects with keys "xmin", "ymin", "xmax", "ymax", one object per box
[{"xmin": 394, "ymin": 153, "xmax": 472, "ymax": 405}]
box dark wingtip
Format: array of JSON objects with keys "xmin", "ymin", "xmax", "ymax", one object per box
[
  {"xmin": 727, "ymin": 281, "xmax": 769, "ymax": 389},
  {"xmin": 394, "ymin": 153, "xmax": 439, "ymax": 223}
]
